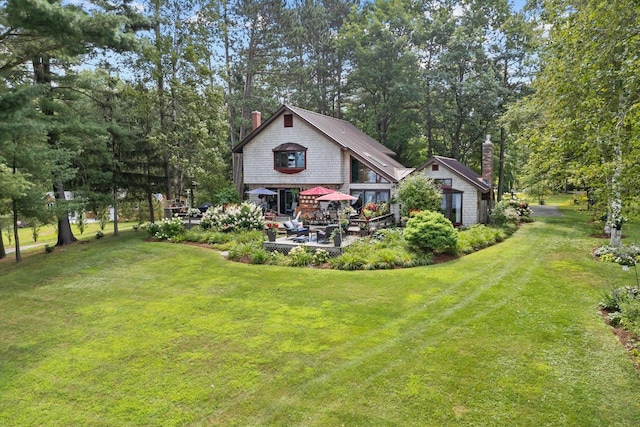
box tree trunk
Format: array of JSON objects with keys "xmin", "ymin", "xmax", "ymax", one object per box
[
  {"xmin": 497, "ymin": 126, "xmax": 506, "ymax": 201},
  {"xmin": 12, "ymin": 199, "xmax": 21, "ymax": 263},
  {"xmin": 33, "ymin": 55, "xmax": 76, "ymax": 246},
  {"xmin": 55, "ymin": 186, "xmax": 77, "ymax": 246},
  {"xmin": 148, "ymin": 192, "xmax": 155, "ymax": 223},
  {"xmin": 497, "ymin": 57, "xmax": 508, "ymax": 201},
  {"xmin": 608, "ymin": 137, "xmax": 623, "ymax": 248},
  {"xmin": 153, "ymin": 5, "xmax": 171, "ymax": 203},
  {"xmin": 610, "ymin": 227, "xmax": 622, "ymax": 248},
  {"xmin": 0, "ymin": 226, "xmax": 5, "ymax": 259},
  {"xmin": 113, "ymin": 188, "xmax": 119, "ymax": 236}
]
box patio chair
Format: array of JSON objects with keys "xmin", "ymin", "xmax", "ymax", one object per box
[
  {"xmin": 282, "ymin": 219, "xmax": 309, "ymax": 239},
  {"xmin": 316, "ymin": 224, "xmax": 338, "ymax": 244},
  {"xmin": 286, "ymin": 201, "xmax": 298, "ymax": 216}
]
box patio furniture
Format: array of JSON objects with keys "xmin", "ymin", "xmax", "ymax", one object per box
[
  {"xmin": 316, "ymin": 224, "xmax": 339, "ymax": 244},
  {"xmin": 292, "ymin": 235, "xmax": 309, "ymax": 243},
  {"xmin": 282, "ymin": 219, "xmax": 309, "ymax": 239},
  {"xmin": 286, "ymin": 201, "xmax": 298, "ymax": 216}
]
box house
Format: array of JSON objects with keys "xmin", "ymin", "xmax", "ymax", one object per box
[
  {"xmin": 232, "ymin": 105, "xmax": 413, "ymax": 217},
  {"xmin": 413, "ymin": 138, "xmax": 494, "ymax": 227}
]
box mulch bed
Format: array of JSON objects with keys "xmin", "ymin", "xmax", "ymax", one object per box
[{"xmin": 600, "ymin": 308, "xmax": 640, "ymax": 372}]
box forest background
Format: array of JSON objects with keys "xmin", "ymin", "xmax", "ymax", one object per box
[{"xmin": 1, "ymin": 0, "xmax": 639, "ymax": 257}]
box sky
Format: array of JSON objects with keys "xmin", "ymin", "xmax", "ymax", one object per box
[{"xmin": 512, "ymin": 0, "xmax": 528, "ymax": 11}]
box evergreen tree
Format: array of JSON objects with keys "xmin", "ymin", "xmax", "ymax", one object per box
[{"xmin": 1, "ymin": 0, "xmax": 143, "ymax": 246}]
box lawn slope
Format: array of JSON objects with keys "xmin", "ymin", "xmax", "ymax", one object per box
[{"xmin": 1, "ymin": 210, "xmax": 639, "ymax": 426}]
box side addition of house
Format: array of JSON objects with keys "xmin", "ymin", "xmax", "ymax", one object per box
[{"xmin": 413, "ymin": 139, "xmax": 494, "ymax": 227}]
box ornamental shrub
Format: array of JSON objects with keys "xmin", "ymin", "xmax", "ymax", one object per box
[
  {"xmin": 201, "ymin": 202, "xmax": 264, "ymax": 232},
  {"xmin": 593, "ymin": 244, "xmax": 640, "ymax": 266},
  {"xmin": 600, "ymin": 286, "xmax": 640, "ymax": 311},
  {"xmin": 456, "ymin": 224, "xmax": 504, "ymax": 254},
  {"xmin": 601, "ymin": 286, "xmax": 640, "ymax": 333},
  {"xmin": 397, "ymin": 174, "xmax": 442, "ymax": 217},
  {"xmin": 248, "ymin": 248, "xmax": 270, "ymax": 265},
  {"xmin": 153, "ymin": 216, "xmax": 185, "ymax": 240},
  {"xmin": 288, "ymin": 246, "xmax": 314, "ymax": 267},
  {"xmin": 227, "ymin": 241, "xmax": 261, "ymax": 260},
  {"xmin": 140, "ymin": 221, "xmax": 160, "ymax": 236},
  {"xmin": 404, "ymin": 210, "xmax": 458, "ymax": 254},
  {"xmin": 490, "ymin": 200, "xmax": 520, "ymax": 226},
  {"xmin": 312, "ymin": 249, "xmax": 330, "ymax": 265},
  {"xmin": 492, "ymin": 196, "xmax": 534, "ymax": 225}
]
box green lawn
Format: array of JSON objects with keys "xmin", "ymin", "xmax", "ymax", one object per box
[
  {"xmin": 1, "ymin": 207, "xmax": 639, "ymax": 426},
  {"xmin": 3, "ymin": 221, "xmax": 137, "ymax": 254}
]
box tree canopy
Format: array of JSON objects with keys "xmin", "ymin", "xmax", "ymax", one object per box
[
  {"xmin": 510, "ymin": 0, "xmax": 640, "ymax": 245},
  {"xmin": 4, "ymin": 0, "xmax": 638, "ymax": 257}
]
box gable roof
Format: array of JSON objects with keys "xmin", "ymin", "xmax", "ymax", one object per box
[
  {"xmin": 414, "ymin": 155, "xmax": 491, "ymax": 193},
  {"xmin": 232, "ymin": 104, "xmax": 413, "ymax": 183}
]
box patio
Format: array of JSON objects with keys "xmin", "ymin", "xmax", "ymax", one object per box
[{"xmin": 263, "ymin": 226, "xmax": 357, "ymax": 256}]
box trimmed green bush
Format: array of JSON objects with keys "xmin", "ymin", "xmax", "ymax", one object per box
[
  {"xmin": 248, "ymin": 248, "xmax": 270, "ymax": 265},
  {"xmin": 227, "ymin": 241, "xmax": 261, "ymax": 261},
  {"xmin": 404, "ymin": 210, "xmax": 458, "ymax": 254}
]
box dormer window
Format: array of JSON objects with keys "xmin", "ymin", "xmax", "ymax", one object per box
[{"xmin": 273, "ymin": 143, "xmax": 306, "ymax": 174}]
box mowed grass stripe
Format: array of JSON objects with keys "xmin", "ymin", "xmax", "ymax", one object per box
[{"xmin": 200, "ymin": 227, "xmax": 549, "ymax": 424}]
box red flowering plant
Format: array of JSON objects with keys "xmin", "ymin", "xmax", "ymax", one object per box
[{"xmin": 360, "ymin": 202, "xmax": 390, "ymax": 220}]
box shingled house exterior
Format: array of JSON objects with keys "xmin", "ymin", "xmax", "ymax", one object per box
[
  {"xmin": 232, "ymin": 105, "xmax": 413, "ymax": 216},
  {"xmin": 413, "ymin": 141, "xmax": 494, "ymax": 227}
]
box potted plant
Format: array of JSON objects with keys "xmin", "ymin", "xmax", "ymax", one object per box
[
  {"xmin": 330, "ymin": 229, "xmax": 342, "ymax": 247},
  {"xmin": 265, "ymin": 222, "xmax": 277, "ymax": 242},
  {"xmin": 359, "ymin": 221, "xmax": 369, "ymax": 237}
]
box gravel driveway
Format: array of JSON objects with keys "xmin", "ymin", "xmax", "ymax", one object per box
[{"xmin": 531, "ymin": 205, "xmax": 562, "ymax": 217}]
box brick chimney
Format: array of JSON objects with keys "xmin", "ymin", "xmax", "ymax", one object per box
[
  {"xmin": 482, "ymin": 134, "xmax": 493, "ymax": 186},
  {"xmin": 251, "ymin": 111, "xmax": 261, "ymax": 131}
]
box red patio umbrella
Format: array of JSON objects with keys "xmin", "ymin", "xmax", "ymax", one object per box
[{"xmin": 299, "ymin": 186, "xmax": 336, "ymax": 196}]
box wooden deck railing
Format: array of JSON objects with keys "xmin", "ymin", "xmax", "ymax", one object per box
[{"xmin": 349, "ymin": 213, "xmax": 395, "ymax": 234}]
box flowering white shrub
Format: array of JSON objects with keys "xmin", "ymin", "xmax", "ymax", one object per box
[
  {"xmin": 140, "ymin": 221, "xmax": 160, "ymax": 236},
  {"xmin": 288, "ymin": 246, "xmax": 314, "ymax": 266},
  {"xmin": 491, "ymin": 200, "xmax": 522, "ymax": 226},
  {"xmin": 154, "ymin": 216, "xmax": 185, "ymax": 240},
  {"xmin": 201, "ymin": 202, "xmax": 264, "ymax": 232},
  {"xmin": 594, "ymin": 243, "xmax": 640, "ymax": 266},
  {"xmin": 313, "ymin": 249, "xmax": 330, "ymax": 264}
]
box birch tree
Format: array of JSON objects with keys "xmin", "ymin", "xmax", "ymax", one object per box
[{"xmin": 515, "ymin": 0, "xmax": 640, "ymax": 246}]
